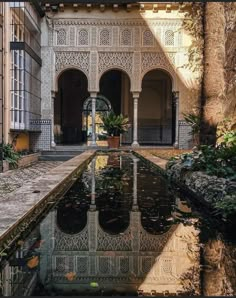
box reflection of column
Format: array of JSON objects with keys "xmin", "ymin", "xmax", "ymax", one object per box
[
  {"xmin": 132, "ymin": 157, "xmax": 139, "ymax": 210},
  {"xmin": 51, "ymin": 91, "xmax": 56, "ymax": 147},
  {"xmin": 173, "ymin": 91, "xmax": 179, "ymax": 148},
  {"xmin": 132, "ymin": 92, "xmax": 140, "ymax": 147},
  {"xmin": 90, "ymin": 157, "xmax": 96, "ymax": 210},
  {"xmin": 90, "ymin": 92, "xmax": 97, "ymax": 146}
]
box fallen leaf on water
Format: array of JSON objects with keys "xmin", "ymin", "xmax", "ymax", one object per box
[
  {"xmin": 65, "ymin": 272, "xmax": 76, "ymax": 281},
  {"xmin": 27, "ymin": 256, "xmax": 39, "ymax": 269},
  {"xmin": 90, "ymin": 282, "xmax": 99, "ymax": 288}
]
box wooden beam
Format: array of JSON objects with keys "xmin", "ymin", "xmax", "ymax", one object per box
[
  {"xmin": 153, "ymin": 4, "xmax": 158, "ymax": 13},
  {"xmin": 139, "ymin": 3, "xmax": 145, "ymax": 13},
  {"xmin": 100, "ymin": 4, "xmax": 105, "ymax": 12},
  {"xmin": 86, "ymin": 3, "xmax": 92, "ymax": 12},
  {"xmin": 113, "ymin": 4, "xmax": 119, "ymax": 12},
  {"xmin": 126, "ymin": 4, "xmax": 132, "ymax": 12},
  {"xmin": 59, "ymin": 3, "xmax": 64, "ymax": 12},
  {"xmin": 73, "ymin": 3, "xmax": 79, "ymax": 12},
  {"xmin": 166, "ymin": 4, "xmax": 171, "ymax": 13}
]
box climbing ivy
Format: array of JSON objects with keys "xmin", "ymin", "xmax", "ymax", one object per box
[{"xmin": 181, "ymin": 3, "xmax": 204, "ymax": 83}]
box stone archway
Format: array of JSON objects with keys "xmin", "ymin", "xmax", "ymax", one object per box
[
  {"xmin": 99, "ymin": 69, "xmax": 133, "ymax": 144},
  {"xmin": 139, "ymin": 69, "xmax": 174, "ymax": 145},
  {"xmin": 54, "ymin": 69, "xmax": 89, "ymax": 144}
]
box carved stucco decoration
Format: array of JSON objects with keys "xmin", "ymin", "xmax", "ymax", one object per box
[
  {"xmin": 141, "ymin": 52, "xmax": 176, "ymax": 83},
  {"xmin": 98, "ymin": 52, "xmax": 133, "ymax": 77},
  {"xmin": 49, "ymin": 17, "xmax": 185, "ymax": 92},
  {"xmin": 55, "ymin": 51, "xmax": 90, "ymax": 76}
]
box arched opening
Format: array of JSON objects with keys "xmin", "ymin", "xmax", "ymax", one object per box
[
  {"xmin": 99, "ymin": 69, "xmax": 133, "ymax": 144},
  {"xmin": 54, "ymin": 69, "xmax": 89, "ymax": 144},
  {"xmin": 82, "ymin": 95, "xmax": 112, "ymax": 142},
  {"xmin": 139, "ymin": 69, "xmax": 173, "ymax": 145}
]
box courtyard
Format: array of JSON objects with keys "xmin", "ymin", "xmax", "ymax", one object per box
[{"xmin": 0, "ymin": 0, "xmax": 235, "ymax": 297}]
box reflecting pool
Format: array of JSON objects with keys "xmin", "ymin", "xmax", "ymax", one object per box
[{"xmin": 0, "ymin": 152, "xmax": 235, "ymax": 296}]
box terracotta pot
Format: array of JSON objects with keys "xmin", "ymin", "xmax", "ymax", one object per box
[{"xmin": 107, "ymin": 136, "xmax": 120, "ymax": 149}]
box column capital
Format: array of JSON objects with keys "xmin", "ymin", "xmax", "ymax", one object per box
[
  {"xmin": 132, "ymin": 92, "xmax": 140, "ymax": 99},
  {"xmin": 172, "ymin": 90, "xmax": 179, "ymax": 100},
  {"xmin": 51, "ymin": 90, "xmax": 57, "ymax": 98},
  {"xmin": 90, "ymin": 92, "xmax": 97, "ymax": 98}
]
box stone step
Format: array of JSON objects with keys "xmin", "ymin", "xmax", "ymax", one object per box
[
  {"xmin": 41, "ymin": 150, "xmax": 84, "ymax": 155},
  {"xmin": 39, "ymin": 155, "xmax": 76, "ymax": 161}
]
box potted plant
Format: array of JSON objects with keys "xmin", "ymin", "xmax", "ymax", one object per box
[
  {"xmin": 101, "ymin": 112, "xmax": 129, "ymax": 148},
  {"xmin": 183, "ymin": 112, "xmax": 201, "ymax": 147}
]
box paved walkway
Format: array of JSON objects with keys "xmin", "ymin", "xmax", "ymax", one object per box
[
  {"xmin": 0, "ymin": 151, "xmax": 95, "ymax": 250},
  {"xmin": 0, "ymin": 161, "xmax": 62, "ymax": 199}
]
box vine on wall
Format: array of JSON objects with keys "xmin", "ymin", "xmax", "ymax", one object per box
[{"xmin": 181, "ymin": 3, "xmax": 204, "ymax": 84}]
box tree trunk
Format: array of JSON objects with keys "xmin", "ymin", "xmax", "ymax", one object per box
[{"xmin": 201, "ymin": 2, "xmax": 225, "ymax": 145}]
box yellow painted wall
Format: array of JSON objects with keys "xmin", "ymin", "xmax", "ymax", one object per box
[{"xmin": 13, "ymin": 133, "xmax": 29, "ymax": 151}]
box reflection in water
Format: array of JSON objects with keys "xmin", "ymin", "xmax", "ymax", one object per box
[{"xmin": 0, "ymin": 153, "xmax": 236, "ymax": 296}]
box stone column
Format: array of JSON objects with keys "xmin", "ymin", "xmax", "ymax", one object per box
[
  {"xmin": 90, "ymin": 92, "xmax": 97, "ymax": 146},
  {"xmin": 132, "ymin": 92, "xmax": 140, "ymax": 147},
  {"xmin": 132, "ymin": 157, "xmax": 139, "ymax": 211},
  {"xmin": 173, "ymin": 91, "xmax": 179, "ymax": 148},
  {"xmin": 51, "ymin": 91, "xmax": 56, "ymax": 147}
]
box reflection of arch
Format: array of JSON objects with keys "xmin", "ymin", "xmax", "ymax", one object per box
[
  {"xmin": 57, "ymin": 204, "xmax": 88, "ymax": 235},
  {"xmin": 98, "ymin": 210, "xmax": 130, "ymax": 235}
]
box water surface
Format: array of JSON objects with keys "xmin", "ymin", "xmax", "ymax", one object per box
[{"xmin": 0, "ymin": 152, "xmax": 235, "ymax": 296}]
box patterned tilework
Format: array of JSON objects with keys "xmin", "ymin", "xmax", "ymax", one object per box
[
  {"xmin": 179, "ymin": 120, "xmax": 193, "ymax": 149},
  {"xmin": 30, "ymin": 119, "xmax": 52, "ymax": 151}
]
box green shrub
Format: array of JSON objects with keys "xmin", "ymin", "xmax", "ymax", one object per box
[
  {"xmin": 3, "ymin": 143, "xmax": 21, "ymax": 167},
  {"xmin": 214, "ymin": 195, "xmax": 236, "ymax": 219},
  {"xmin": 168, "ymin": 144, "xmax": 236, "ymax": 180}
]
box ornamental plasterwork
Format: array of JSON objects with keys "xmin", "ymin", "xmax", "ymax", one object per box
[
  {"xmin": 141, "ymin": 52, "xmax": 175, "ymax": 75},
  {"xmin": 97, "ymin": 226, "xmax": 132, "ymax": 251},
  {"xmin": 54, "ymin": 226, "xmax": 89, "ymax": 251},
  {"xmin": 142, "ymin": 29, "xmax": 154, "ymax": 47},
  {"xmin": 77, "ymin": 28, "xmax": 89, "ymax": 46},
  {"xmin": 53, "ymin": 18, "xmax": 183, "ymax": 48},
  {"xmin": 99, "ymin": 28, "xmax": 112, "ymax": 46},
  {"xmin": 98, "ymin": 52, "xmax": 133, "ymax": 75},
  {"xmin": 53, "ymin": 19, "xmax": 182, "ymax": 28},
  {"xmin": 55, "ymin": 51, "xmax": 90, "ymax": 75},
  {"xmin": 120, "ymin": 28, "xmax": 133, "ymax": 46}
]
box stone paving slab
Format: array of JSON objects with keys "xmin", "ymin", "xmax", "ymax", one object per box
[
  {"xmin": 0, "ymin": 150, "xmax": 96, "ymax": 248},
  {"xmin": 0, "ymin": 161, "xmax": 62, "ymax": 199},
  {"xmin": 134, "ymin": 150, "xmax": 168, "ymax": 170}
]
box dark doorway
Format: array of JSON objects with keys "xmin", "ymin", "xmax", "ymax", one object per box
[
  {"xmin": 139, "ymin": 69, "xmax": 173, "ymax": 145},
  {"xmin": 99, "ymin": 69, "xmax": 132, "ymax": 143},
  {"xmin": 54, "ymin": 69, "xmax": 89, "ymax": 144}
]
